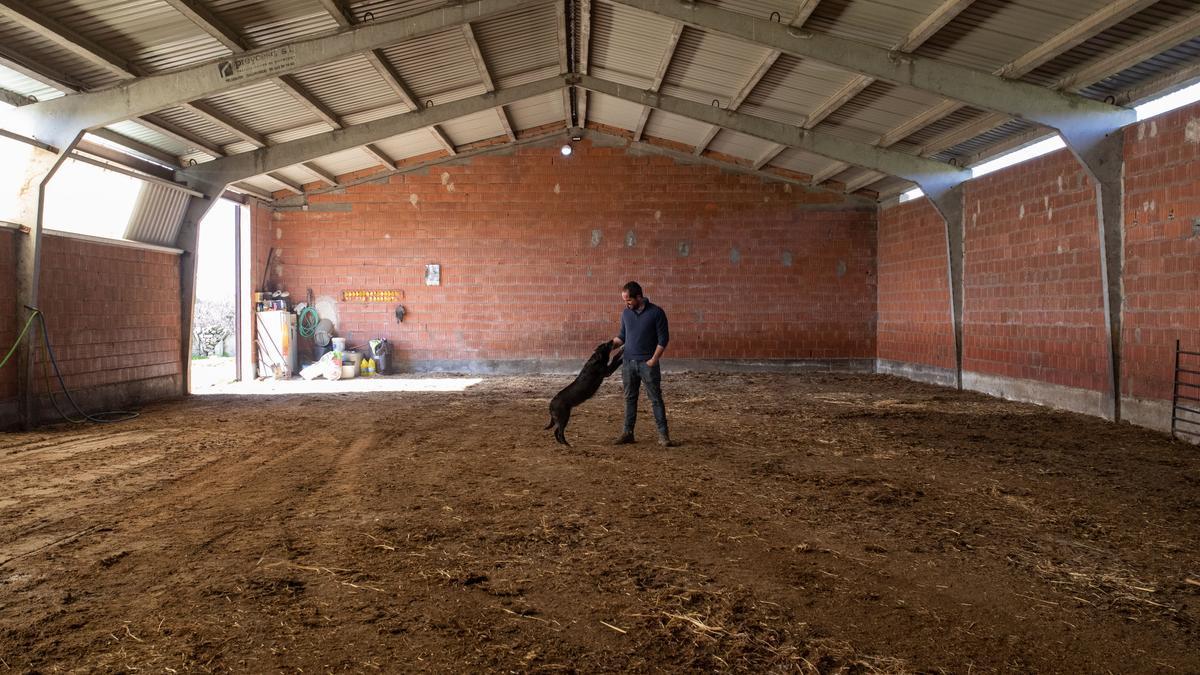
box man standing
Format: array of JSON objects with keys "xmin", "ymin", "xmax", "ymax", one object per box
[{"xmin": 611, "ymin": 281, "xmax": 675, "ymax": 447}]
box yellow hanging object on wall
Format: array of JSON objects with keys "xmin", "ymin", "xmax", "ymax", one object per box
[{"xmin": 342, "ymin": 290, "xmax": 402, "ymax": 302}]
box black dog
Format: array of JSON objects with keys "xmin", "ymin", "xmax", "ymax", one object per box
[{"xmin": 545, "ymin": 340, "xmax": 624, "ymax": 446}]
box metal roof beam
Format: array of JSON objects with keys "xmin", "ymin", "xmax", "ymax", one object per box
[
  {"xmin": 161, "ymin": 0, "xmax": 248, "ymax": 51},
  {"xmin": 789, "ymin": 0, "xmax": 821, "ymax": 28},
  {"xmin": 315, "ymin": 0, "xmax": 355, "ymax": 28},
  {"xmin": 0, "ymin": 43, "xmax": 82, "ymax": 92},
  {"xmin": 0, "ymin": 86, "xmax": 34, "ymax": 107},
  {"xmin": 137, "ymin": 115, "xmax": 226, "ymax": 158},
  {"xmin": 0, "ymin": 0, "xmax": 134, "ymax": 77},
  {"xmin": 804, "ymin": 0, "xmax": 973, "ymax": 130},
  {"xmin": 180, "ymin": 75, "xmax": 564, "ymax": 189},
  {"xmin": 752, "ymin": 144, "xmax": 786, "ymax": 171},
  {"xmin": 187, "ymin": 101, "xmax": 266, "ymax": 148},
  {"xmin": 606, "ymin": 0, "xmax": 1134, "ymax": 143},
  {"xmin": 633, "ymin": 21, "xmax": 683, "ymax": 141},
  {"xmin": 362, "ymin": 143, "xmax": 396, "ymax": 169},
  {"xmin": 266, "ymin": 172, "xmax": 305, "ymax": 195},
  {"xmin": 302, "ymin": 161, "xmax": 339, "ymax": 186},
  {"xmin": 88, "ymin": 128, "xmax": 181, "ymax": 167},
  {"xmin": 462, "ymin": 23, "xmax": 514, "ymax": 141},
  {"xmin": 573, "ymin": 74, "xmax": 969, "ymax": 195},
  {"xmin": 874, "ymin": 0, "xmax": 1164, "ymax": 152},
  {"xmin": 430, "ymin": 126, "xmax": 459, "ymax": 154},
  {"xmin": 810, "ymin": 160, "xmax": 848, "ymax": 185},
  {"xmin": 843, "ymin": 170, "xmax": 885, "ymax": 193},
  {"xmin": 2, "ymin": 0, "xmax": 550, "ymax": 146},
  {"xmin": 695, "ymin": 49, "xmax": 780, "ymax": 155},
  {"xmin": 577, "ymin": 0, "xmax": 593, "ymax": 126},
  {"xmin": 1053, "ymin": 7, "xmax": 1200, "ymax": 94}
]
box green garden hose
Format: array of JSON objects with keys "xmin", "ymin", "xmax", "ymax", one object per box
[{"xmin": 298, "ymin": 306, "xmax": 319, "ymax": 338}]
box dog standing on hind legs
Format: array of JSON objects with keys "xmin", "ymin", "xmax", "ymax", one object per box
[{"xmin": 545, "ymin": 340, "xmax": 624, "ymax": 446}]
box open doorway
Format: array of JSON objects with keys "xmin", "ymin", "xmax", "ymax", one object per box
[{"xmin": 189, "ymin": 199, "xmax": 244, "ymax": 392}]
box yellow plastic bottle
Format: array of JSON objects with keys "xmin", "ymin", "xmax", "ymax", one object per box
[{"xmin": 367, "ymin": 358, "xmax": 376, "ymax": 376}]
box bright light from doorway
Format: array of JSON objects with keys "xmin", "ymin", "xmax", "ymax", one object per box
[{"xmin": 194, "ymin": 377, "xmax": 484, "ymax": 395}]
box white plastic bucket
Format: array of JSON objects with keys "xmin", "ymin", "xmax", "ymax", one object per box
[{"xmin": 331, "ymin": 337, "xmax": 347, "ymax": 352}]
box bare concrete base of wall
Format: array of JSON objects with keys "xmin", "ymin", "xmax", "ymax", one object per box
[
  {"xmin": 1122, "ymin": 395, "xmax": 1200, "ymax": 445},
  {"xmin": 961, "ymin": 371, "xmax": 1107, "ymax": 419},
  {"xmin": 395, "ymin": 358, "xmax": 877, "ymax": 376},
  {"xmin": 0, "ymin": 375, "xmax": 181, "ymax": 430},
  {"xmin": 875, "ymin": 359, "xmax": 958, "ymax": 388},
  {"xmin": 876, "ymin": 359, "xmax": 1197, "ymax": 443}
]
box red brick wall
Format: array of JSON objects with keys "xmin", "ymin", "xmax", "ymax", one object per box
[
  {"xmin": 32, "ymin": 235, "xmax": 180, "ymax": 395},
  {"xmin": 262, "ymin": 140, "xmax": 877, "ymax": 364},
  {"xmin": 962, "ymin": 149, "xmax": 1109, "ymax": 392},
  {"xmin": 1122, "ymin": 104, "xmax": 1200, "ymax": 401},
  {"xmin": 876, "ymin": 198, "xmax": 955, "ymax": 370},
  {"xmin": 0, "ymin": 229, "xmax": 15, "ymax": 403},
  {"xmin": 0, "ymin": 233, "xmax": 181, "ymax": 426}
]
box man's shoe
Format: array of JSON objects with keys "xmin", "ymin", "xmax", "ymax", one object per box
[
  {"xmin": 612, "ymin": 432, "xmax": 635, "ymax": 445},
  {"xmin": 657, "ymin": 433, "xmax": 677, "ymax": 448}
]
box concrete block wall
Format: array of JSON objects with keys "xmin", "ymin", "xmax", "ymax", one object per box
[
  {"xmin": 879, "ymin": 99, "xmax": 1200, "ymax": 434},
  {"xmin": 0, "ymin": 233, "xmax": 181, "ymax": 428},
  {"xmin": 260, "ymin": 139, "xmax": 878, "ymax": 371}
]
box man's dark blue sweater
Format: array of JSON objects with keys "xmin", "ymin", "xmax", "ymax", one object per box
[{"xmin": 618, "ymin": 299, "xmax": 669, "ymax": 362}]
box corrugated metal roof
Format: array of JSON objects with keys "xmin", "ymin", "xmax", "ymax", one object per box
[
  {"xmin": 772, "ymin": 148, "xmax": 840, "ymax": 176},
  {"xmin": 585, "ymin": 91, "xmax": 644, "ymax": 130},
  {"xmin": 590, "ymin": 0, "xmax": 678, "ymax": 88},
  {"xmin": 105, "ymin": 120, "xmax": 192, "ymax": 158},
  {"xmin": 1079, "ymin": 36, "xmax": 1200, "ymax": 102},
  {"xmin": 343, "ymin": 101, "xmax": 413, "ymax": 126},
  {"xmin": 707, "ymin": 0, "xmax": 794, "ymax": 23},
  {"xmin": 440, "ymin": 109, "xmax": 506, "ymax": 145},
  {"xmin": 271, "ymin": 166, "xmax": 313, "ymax": 187},
  {"xmin": 345, "ymin": 0, "xmax": 449, "ymax": 22},
  {"xmin": 643, "ymin": 109, "xmax": 710, "ymax": 146},
  {"xmin": 930, "ymin": 117, "xmax": 1039, "ymax": 164},
  {"xmin": 740, "ymin": 55, "xmax": 848, "ymax": 123},
  {"xmin": 0, "ymin": 15, "xmax": 120, "ymax": 90},
  {"xmin": 380, "ymin": 28, "xmax": 485, "ymax": 101},
  {"xmin": 473, "ymin": 4, "xmax": 560, "ymax": 82},
  {"xmin": 2, "ymin": 0, "xmax": 1197, "ymax": 199},
  {"xmin": 125, "ymin": 181, "xmax": 188, "ymax": 246},
  {"xmin": 894, "ymin": 106, "xmax": 987, "ymax": 148},
  {"xmin": 821, "ymin": 81, "xmax": 944, "ymax": 138},
  {"xmin": 1024, "ymin": 0, "xmax": 1200, "ymax": 92},
  {"xmin": 0, "ymin": 64, "xmax": 62, "ymax": 101},
  {"xmin": 507, "ymin": 91, "xmax": 566, "ymax": 130},
  {"xmin": 204, "ymin": 0, "xmax": 340, "ymax": 48},
  {"xmin": 289, "ymin": 54, "xmax": 401, "ymax": 118},
  {"xmin": 915, "ymin": 0, "xmax": 1115, "ymax": 74},
  {"xmin": 28, "ymin": 0, "xmax": 229, "ymax": 75},
  {"xmin": 373, "ymin": 127, "xmax": 447, "ymax": 159},
  {"xmin": 706, "ymin": 128, "xmax": 776, "ymax": 162},
  {"xmin": 805, "ymin": 0, "xmax": 948, "ymax": 50},
  {"xmin": 202, "ymin": 80, "xmax": 323, "ymax": 136},
  {"xmin": 152, "ymin": 105, "xmax": 243, "ymax": 149},
  {"xmin": 266, "ymin": 121, "xmax": 334, "ymax": 145},
  {"xmin": 309, "ymin": 147, "xmax": 381, "ymax": 178},
  {"xmin": 661, "ymin": 28, "xmax": 775, "ymax": 104}
]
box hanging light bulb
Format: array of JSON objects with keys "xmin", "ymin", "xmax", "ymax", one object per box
[{"xmin": 560, "ymin": 143, "xmax": 573, "ymax": 156}]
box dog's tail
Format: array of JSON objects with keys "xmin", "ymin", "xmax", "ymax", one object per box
[{"xmin": 544, "ymin": 417, "xmax": 555, "ymax": 430}]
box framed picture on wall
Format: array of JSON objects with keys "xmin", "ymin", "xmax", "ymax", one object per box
[{"xmin": 425, "ymin": 263, "xmax": 440, "ymax": 286}]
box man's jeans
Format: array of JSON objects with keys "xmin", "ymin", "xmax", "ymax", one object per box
[{"xmin": 622, "ymin": 360, "xmax": 668, "ymax": 436}]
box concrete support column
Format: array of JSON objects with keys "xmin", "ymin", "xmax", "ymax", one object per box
[
  {"xmin": 1066, "ymin": 131, "xmax": 1126, "ymax": 422},
  {"xmin": 175, "ymin": 192, "xmax": 223, "ymax": 396},
  {"xmin": 13, "ymin": 142, "xmax": 73, "ymax": 429},
  {"xmin": 927, "ymin": 184, "xmax": 966, "ymax": 391}
]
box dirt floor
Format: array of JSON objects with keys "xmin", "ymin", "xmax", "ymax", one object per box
[{"xmin": 1, "ymin": 372, "xmax": 1198, "ymax": 673}]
